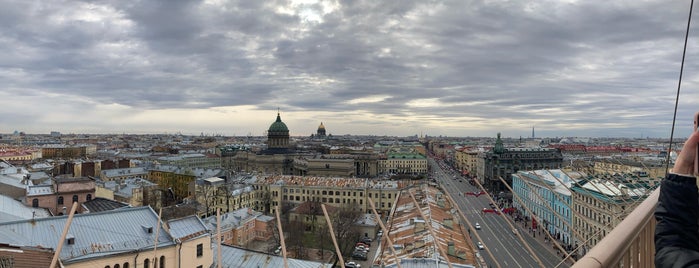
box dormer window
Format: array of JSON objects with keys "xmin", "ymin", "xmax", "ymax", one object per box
[
  {"xmin": 67, "ymin": 234, "xmax": 75, "ymax": 245},
  {"xmin": 142, "ymin": 225, "xmax": 153, "ymax": 234}
]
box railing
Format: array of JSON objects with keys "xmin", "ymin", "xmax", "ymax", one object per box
[{"xmin": 572, "ymin": 188, "xmax": 659, "ymax": 268}]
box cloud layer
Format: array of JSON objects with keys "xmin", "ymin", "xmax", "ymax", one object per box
[{"xmin": 1, "ymin": 0, "xmax": 697, "ymax": 138}]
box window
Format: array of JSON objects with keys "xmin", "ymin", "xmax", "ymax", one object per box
[
  {"xmin": 123, "ymin": 263, "xmax": 129, "ymax": 268},
  {"xmin": 159, "ymin": 256, "xmax": 165, "ymax": 268},
  {"xmin": 144, "ymin": 259, "xmax": 150, "ymax": 268},
  {"xmin": 32, "ymin": 199, "xmax": 38, "ymax": 208},
  {"xmin": 72, "ymin": 195, "xmax": 78, "ymax": 203},
  {"xmin": 58, "ymin": 196, "xmax": 64, "ymax": 205},
  {"xmin": 87, "ymin": 194, "xmax": 92, "ymax": 201},
  {"xmin": 197, "ymin": 243, "xmax": 203, "ymax": 257},
  {"xmin": 115, "ymin": 264, "xmax": 120, "ymax": 268}
]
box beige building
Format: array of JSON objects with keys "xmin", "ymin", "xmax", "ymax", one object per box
[
  {"xmin": 255, "ymin": 175, "xmax": 411, "ymax": 217},
  {"xmin": 454, "ymin": 148, "xmax": 480, "ymax": 176},
  {"xmin": 592, "ymin": 158, "xmax": 665, "ymax": 179},
  {"xmin": 380, "ymin": 152, "xmax": 428, "ymax": 175},
  {"xmin": 41, "ymin": 144, "xmax": 96, "ymax": 158},
  {"xmin": 571, "ymin": 175, "xmax": 653, "ymax": 248}
]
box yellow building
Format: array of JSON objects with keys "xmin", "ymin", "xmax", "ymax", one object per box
[{"xmin": 255, "ymin": 175, "xmax": 411, "ymax": 217}]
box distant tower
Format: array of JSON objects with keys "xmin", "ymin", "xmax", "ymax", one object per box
[
  {"xmin": 267, "ymin": 112, "xmax": 290, "ymax": 149},
  {"xmin": 317, "ymin": 122, "xmax": 326, "ymax": 137},
  {"xmin": 532, "ymin": 126, "xmax": 535, "ymax": 138}
]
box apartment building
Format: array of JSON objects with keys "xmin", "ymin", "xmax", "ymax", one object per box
[
  {"xmin": 454, "ymin": 148, "xmax": 481, "ymax": 176},
  {"xmin": 571, "ymin": 174, "xmax": 654, "ymax": 248},
  {"xmin": 511, "ymin": 169, "xmax": 586, "ymax": 246},
  {"xmin": 256, "ymin": 175, "xmax": 408, "ymax": 216},
  {"xmin": 380, "ymin": 152, "xmax": 428, "ymax": 175}
]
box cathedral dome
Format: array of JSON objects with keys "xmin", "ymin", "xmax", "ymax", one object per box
[
  {"xmin": 318, "ymin": 122, "xmax": 325, "ymax": 130},
  {"xmin": 268, "ymin": 113, "xmax": 289, "ymax": 133}
]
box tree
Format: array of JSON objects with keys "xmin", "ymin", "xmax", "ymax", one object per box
[{"xmin": 330, "ymin": 203, "xmax": 363, "ymax": 266}]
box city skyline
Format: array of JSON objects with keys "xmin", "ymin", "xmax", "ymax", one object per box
[{"xmin": 1, "ymin": 1, "xmax": 699, "ymax": 138}]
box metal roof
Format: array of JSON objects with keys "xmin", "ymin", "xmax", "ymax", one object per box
[
  {"xmin": 167, "ymin": 215, "xmax": 209, "ymax": 241},
  {"xmin": 0, "ymin": 194, "xmax": 51, "ymax": 223},
  {"xmin": 214, "ymin": 244, "xmax": 332, "ymax": 268},
  {"xmin": 0, "ymin": 206, "xmax": 175, "ymax": 264}
]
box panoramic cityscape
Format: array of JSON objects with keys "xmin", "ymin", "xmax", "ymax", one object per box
[
  {"xmin": 1, "ymin": 0, "xmax": 697, "ymax": 267},
  {"xmin": 0, "ymin": 112, "xmax": 676, "ymax": 267}
]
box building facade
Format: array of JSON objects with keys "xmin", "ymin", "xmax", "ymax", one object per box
[{"xmin": 477, "ymin": 133, "xmax": 563, "ymax": 193}]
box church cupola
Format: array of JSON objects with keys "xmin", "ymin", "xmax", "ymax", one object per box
[{"xmin": 267, "ymin": 112, "xmax": 290, "ymax": 149}]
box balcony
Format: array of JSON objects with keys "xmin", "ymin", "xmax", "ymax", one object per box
[{"xmin": 573, "ymin": 187, "xmax": 659, "ymax": 267}]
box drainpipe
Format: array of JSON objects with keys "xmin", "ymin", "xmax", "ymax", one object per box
[
  {"xmin": 134, "ymin": 252, "xmax": 139, "ymax": 268},
  {"xmin": 177, "ymin": 238, "xmax": 182, "ymax": 268}
]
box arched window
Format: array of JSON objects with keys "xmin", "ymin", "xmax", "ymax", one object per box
[
  {"xmin": 58, "ymin": 196, "xmax": 64, "ymax": 205},
  {"xmin": 159, "ymin": 256, "xmax": 165, "ymax": 268},
  {"xmin": 86, "ymin": 194, "xmax": 92, "ymax": 201},
  {"xmin": 32, "ymin": 199, "xmax": 38, "ymax": 208},
  {"xmin": 72, "ymin": 195, "xmax": 79, "ymax": 203},
  {"xmin": 144, "ymin": 259, "xmax": 150, "ymax": 268},
  {"xmin": 105, "ymin": 266, "xmax": 110, "ymax": 268},
  {"xmin": 114, "ymin": 264, "xmax": 120, "ymax": 268},
  {"xmin": 123, "ymin": 263, "xmax": 129, "ymax": 268}
]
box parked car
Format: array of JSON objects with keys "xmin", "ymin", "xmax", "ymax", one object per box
[
  {"xmin": 345, "ymin": 262, "xmax": 362, "ymax": 268},
  {"xmin": 352, "ymin": 251, "xmax": 368, "ymax": 260},
  {"xmin": 361, "ymin": 237, "xmax": 373, "ymax": 243},
  {"xmin": 477, "ymin": 242, "xmax": 484, "ymax": 250},
  {"xmin": 475, "ymin": 223, "xmax": 481, "ymax": 230}
]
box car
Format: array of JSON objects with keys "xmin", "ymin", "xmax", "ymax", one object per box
[
  {"xmin": 361, "ymin": 237, "xmax": 373, "ymax": 243},
  {"xmin": 512, "ymin": 229, "xmax": 518, "ymax": 235},
  {"xmin": 377, "ymin": 230, "xmax": 383, "ymax": 236},
  {"xmin": 352, "ymin": 251, "xmax": 368, "ymax": 260},
  {"xmin": 475, "ymin": 223, "xmax": 481, "ymax": 230},
  {"xmin": 356, "ymin": 242, "xmax": 369, "ymax": 248},
  {"xmin": 345, "ymin": 262, "xmax": 362, "ymax": 268},
  {"xmin": 477, "ymin": 242, "xmax": 484, "ymax": 250}
]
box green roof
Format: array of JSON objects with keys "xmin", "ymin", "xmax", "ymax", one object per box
[{"xmin": 268, "ymin": 113, "xmax": 289, "ymax": 132}]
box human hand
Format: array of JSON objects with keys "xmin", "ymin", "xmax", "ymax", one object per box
[{"xmin": 672, "ymin": 112, "xmax": 699, "ymax": 176}]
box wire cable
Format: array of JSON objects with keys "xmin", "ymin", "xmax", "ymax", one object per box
[{"xmin": 666, "ymin": 0, "xmax": 695, "ymax": 174}]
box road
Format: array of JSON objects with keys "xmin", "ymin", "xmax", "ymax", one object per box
[{"xmin": 429, "ymin": 157, "xmax": 570, "ymax": 268}]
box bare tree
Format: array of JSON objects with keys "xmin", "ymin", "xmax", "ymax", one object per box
[
  {"xmin": 287, "ymin": 220, "xmax": 307, "ymax": 259},
  {"xmin": 330, "ymin": 204, "xmax": 363, "ymax": 266}
]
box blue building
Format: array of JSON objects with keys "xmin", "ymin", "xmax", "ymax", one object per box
[{"xmin": 512, "ymin": 169, "xmax": 585, "ymax": 246}]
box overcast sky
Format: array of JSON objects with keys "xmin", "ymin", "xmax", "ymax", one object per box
[{"xmin": 2, "ymin": 0, "xmax": 699, "ymax": 138}]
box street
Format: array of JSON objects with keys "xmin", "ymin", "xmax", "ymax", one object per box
[{"xmin": 429, "ymin": 157, "xmax": 570, "ymax": 268}]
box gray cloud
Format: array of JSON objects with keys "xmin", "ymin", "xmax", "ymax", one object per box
[{"xmin": 0, "ymin": 0, "xmax": 696, "ymax": 137}]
